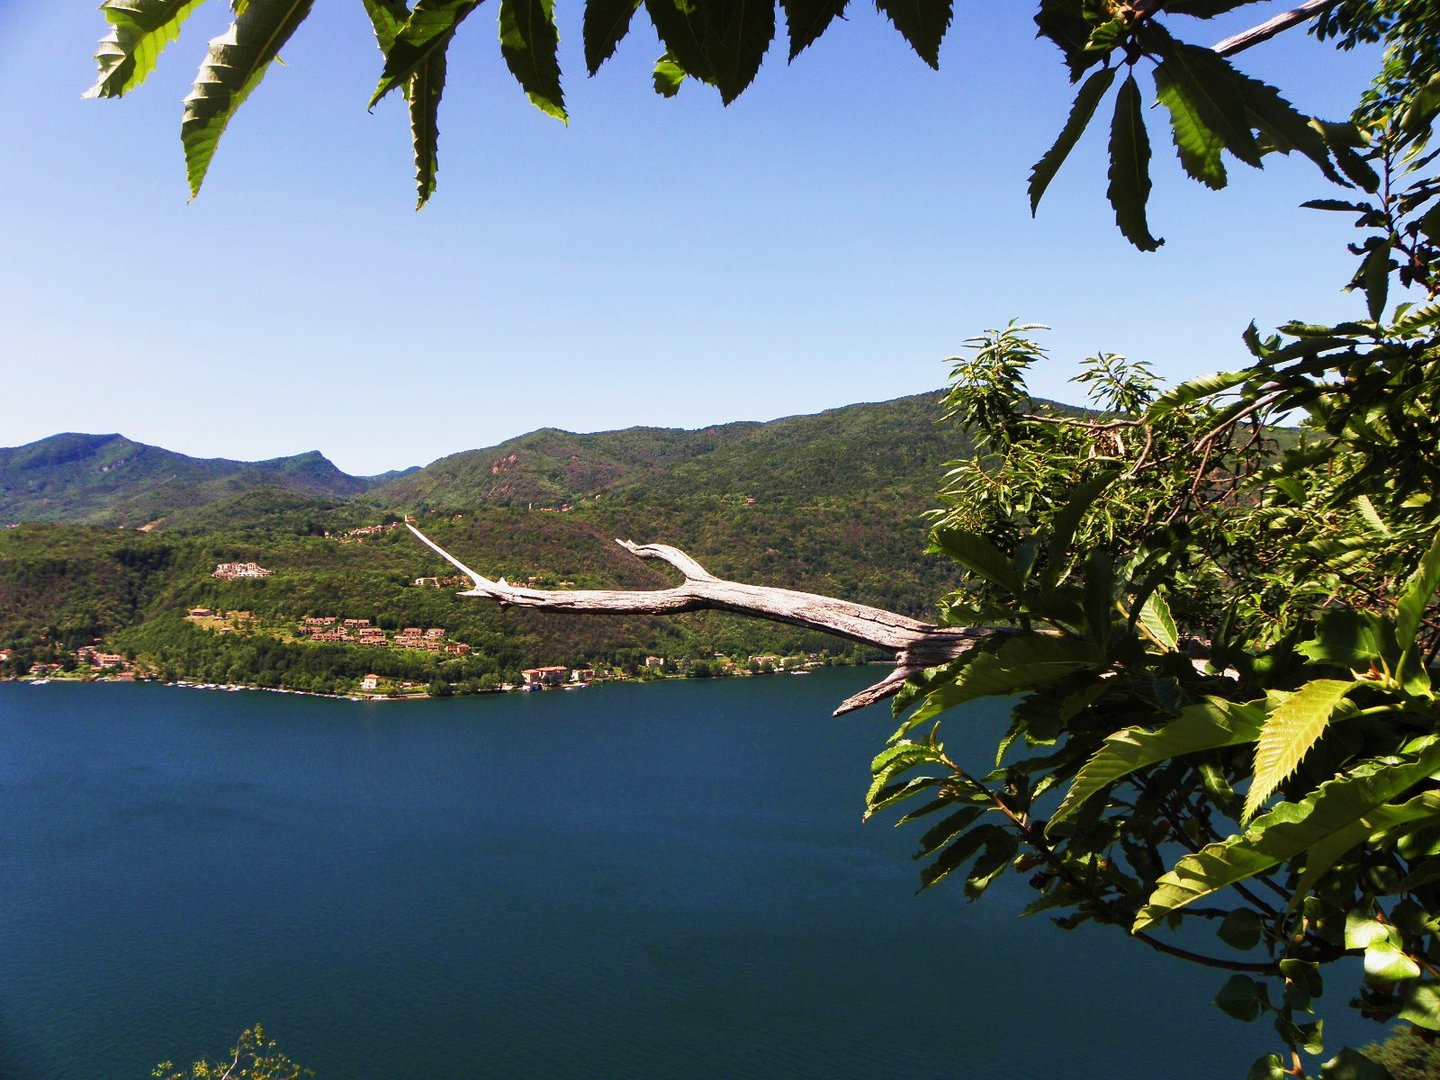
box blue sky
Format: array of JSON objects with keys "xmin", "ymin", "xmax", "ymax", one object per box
[{"xmin": 0, "ymin": 3, "xmax": 1382, "ymax": 476}]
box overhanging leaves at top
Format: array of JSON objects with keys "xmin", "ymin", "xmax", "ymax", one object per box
[{"xmin": 180, "ymin": 0, "xmax": 316, "ymax": 198}]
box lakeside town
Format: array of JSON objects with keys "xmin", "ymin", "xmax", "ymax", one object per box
[{"xmin": 2, "ymin": 561, "xmax": 859, "ymax": 698}]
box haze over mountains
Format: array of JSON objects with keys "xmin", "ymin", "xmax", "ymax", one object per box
[{"xmin": 1, "ymin": 392, "xmax": 959, "ymax": 527}]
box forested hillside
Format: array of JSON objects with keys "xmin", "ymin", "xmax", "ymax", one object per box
[{"xmin": 0, "ymin": 392, "xmax": 964, "ymax": 691}]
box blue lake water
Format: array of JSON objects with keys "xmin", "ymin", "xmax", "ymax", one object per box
[{"xmin": 0, "ymin": 671, "xmax": 1369, "ymax": 1079}]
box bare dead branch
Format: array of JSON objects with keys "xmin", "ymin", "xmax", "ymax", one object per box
[
  {"xmin": 1212, "ymin": 0, "xmax": 1340, "ymax": 58},
  {"xmin": 408, "ymin": 524, "xmax": 989, "ymax": 715}
]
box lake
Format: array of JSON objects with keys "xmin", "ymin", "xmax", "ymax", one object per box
[{"xmin": 0, "ymin": 671, "xmax": 1365, "ymax": 1079}]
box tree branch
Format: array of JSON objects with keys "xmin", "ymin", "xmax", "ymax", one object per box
[
  {"xmin": 408, "ymin": 524, "xmax": 989, "ymax": 715},
  {"xmin": 1212, "ymin": 0, "xmax": 1341, "ymax": 58}
]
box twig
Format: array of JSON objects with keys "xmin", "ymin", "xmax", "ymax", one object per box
[{"xmin": 1212, "ymin": 0, "xmax": 1342, "ymax": 58}]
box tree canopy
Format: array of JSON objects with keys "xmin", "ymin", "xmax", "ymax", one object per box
[{"xmin": 84, "ymin": 2, "xmax": 1440, "ymax": 1077}]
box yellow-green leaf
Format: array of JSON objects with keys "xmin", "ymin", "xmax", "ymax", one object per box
[{"xmin": 1243, "ymin": 678, "xmax": 1355, "ymax": 822}]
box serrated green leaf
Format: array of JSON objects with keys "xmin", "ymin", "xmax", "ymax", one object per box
[
  {"xmin": 1233, "ymin": 67, "xmax": 1334, "ymax": 178},
  {"xmin": 708, "ymin": 0, "xmax": 775, "ymax": 104},
  {"xmin": 1360, "ymin": 239, "xmax": 1392, "ymax": 322},
  {"xmin": 582, "ymin": 0, "xmax": 640, "ymax": 74},
  {"xmin": 900, "ymin": 634, "xmax": 1103, "ymax": 737},
  {"xmin": 362, "ymin": 0, "xmax": 409, "ymax": 53},
  {"xmin": 181, "ymin": 0, "xmax": 315, "ymax": 198},
  {"xmin": 1297, "ymin": 609, "xmax": 1396, "ymax": 672},
  {"xmin": 1138, "ymin": 589, "xmax": 1178, "ymax": 651},
  {"xmin": 1244, "ymin": 679, "xmax": 1355, "ymax": 822},
  {"xmin": 1149, "ymin": 368, "xmax": 1250, "ymax": 415},
  {"xmin": 1389, "ymin": 299, "xmax": 1440, "ymax": 336},
  {"xmin": 779, "ymin": 0, "xmax": 849, "ymax": 60},
  {"xmin": 1153, "ymin": 60, "xmax": 1226, "ymax": 189},
  {"xmin": 1043, "ymin": 471, "xmax": 1118, "ymax": 588},
  {"xmin": 873, "ymin": 0, "xmax": 952, "ymax": 69},
  {"xmin": 87, "ymin": 0, "xmax": 207, "ymax": 99},
  {"xmin": 1108, "ymin": 75, "xmax": 1162, "ymax": 251},
  {"xmin": 915, "ymin": 806, "xmax": 984, "ymax": 857},
  {"xmin": 406, "ymin": 46, "xmax": 446, "ymax": 208},
  {"xmin": 1145, "ymin": 31, "xmax": 1260, "ymax": 168},
  {"xmin": 499, "ymin": 0, "xmax": 566, "ymax": 120},
  {"xmin": 963, "ymin": 828, "xmax": 1019, "ymax": 900},
  {"xmin": 369, "ymin": 0, "xmax": 481, "ymax": 109},
  {"xmin": 929, "ymin": 528, "xmax": 1022, "ymax": 593},
  {"xmin": 1029, "ymin": 65, "xmax": 1117, "ymax": 214},
  {"xmin": 1293, "ymin": 790, "xmax": 1440, "ymax": 901},
  {"xmin": 1134, "ymin": 742, "xmax": 1440, "ymax": 932},
  {"xmin": 863, "ymin": 774, "xmax": 943, "ymax": 819},
  {"xmin": 1397, "ymin": 532, "xmax": 1440, "ymax": 652},
  {"xmin": 1049, "ymin": 697, "xmax": 1265, "ymax": 833},
  {"xmin": 1331, "ymin": 142, "xmax": 1380, "ymax": 193},
  {"xmin": 919, "ymin": 822, "xmax": 995, "ymax": 889}
]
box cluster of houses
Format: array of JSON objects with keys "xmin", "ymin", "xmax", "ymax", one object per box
[
  {"xmin": 298, "ymin": 617, "xmax": 471, "ymax": 655},
  {"xmin": 76, "ymin": 645, "xmax": 133, "ymax": 672},
  {"xmin": 212, "ymin": 562, "xmax": 272, "ymax": 579}
]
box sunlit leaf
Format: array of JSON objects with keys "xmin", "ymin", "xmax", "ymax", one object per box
[
  {"xmin": 1244, "ymin": 679, "xmax": 1355, "ymax": 823},
  {"xmin": 370, "ymin": 0, "xmax": 481, "ymax": 108},
  {"xmin": 1153, "ymin": 59, "xmax": 1226, "ymax": 189},
  {"xmin": 1134, "ymin": 742, "xmax": 1440, "ymax": 932},
  {"xmin": 87, "ymin": 0, "xmax": 207, "ymax": 99},
  {"xmin": 181, "ymin": 0, "xmax": 316, "ymax": 198},
  {"xmin": 408, "ymin": 47, "xmax": 446, "ymax": 208},
  {"xmin": 1137, "ymin": 589, "xmax": 1178, "ymax": 651},
  {"xmin": 1049, "ymin": 697, "xmax": 1265, "ymax": 833}
]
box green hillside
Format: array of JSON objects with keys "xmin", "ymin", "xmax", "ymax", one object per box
[
  {"xmin": 0, "ymin": 433, "xmax": 412, "ymax": 526},
  {"xmin": 0, "ymin": 392, "xmax": 970, "ymax": 691}
]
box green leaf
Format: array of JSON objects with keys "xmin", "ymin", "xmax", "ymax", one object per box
[
  {"xmin": 963, "ymin": 828, "xmax": 1020, "ymax": 900},
  {"xmin": 1397, "ymin": 531, "xmax": 1440, "ymax": 651},
  {"xmin": 1108, "ymin": 75, "xmax": 1162, "ymax": 251},
  {"xmin": 1138, "ymin": 589, "xmax": 1178, "ymax": 651},
  {"xmin": 707, "ymin": 0, "xmax": 776, "ymax": 104},
  {"xmin": 863, "ymin": 774, "xmax": 943, "ymax": 819},
  {"xmin": 180, "ymin": 0, "xmax": 316, "ymax": 198},
  {"xmin": 919, "ymin": 822, "xmax": 995, "ymax": 889},
  {"xmin": 583, "ymin": 0, "xmax": 640, "ymax": 74},
  {"xmin": 1148, "ymin": 367, "xmax": 1251, "ymax": 414},
  {"xmin": 1389, "ymin": 299, "xmax": 1440, "ymax": 337},
  {"xmin": 1153, "ymin": 59, "xmax": 1226, "ymax": 189},
  {"xmin": 929, "ymin": 528, "xmax": 1022, "ymax": 593},
  {"xmin": 369, "ymin": 0, "xmax": 481, "ymax": 109},
  {"xmin": 914, "ymin": 806, "xmax": 985, "ymax": 857},
  {"xmin": 652, "ymin": 52, "xmax": 686, "ymax": 97},
  {"xmin": 362, "ymin": 0, "xmax": 410, "ymax": 53},
  {"xmin": 1360, "ymin": 239, "xmax": 1392, "ymax": 322},
  {"xmin": 87, "ymin": 0, "xmax": 207, "ymax": 99},
  {"xmin": 1247, "ymin": 1054, "xmax": 1286, "ymax": 1080},
  {"xmin": 499, "ymin": 0, "xmax": 566, "ymax": 121},
  {"xmin": 1043, "ymin": 471, "xmax": 1118, "ymax": 588},
  {"xmin": 1319, "ymin": 1048, "xmax": 1391, "ymax": 1080},
  {"xmin": 1346, "ymin": 913, "xmax": 1422, "ymax": 982},
  {"xmin": 901, "ymin": 634, "xmax": 1103, "ymax": 736},
  {"xmin": 1218, "ymin": 908, "xmax": 1265, "ymax": 950},
  {"xmin": 1215, "ymin": 974, "xmax": 1268, "ymax": 1022},
  {"xmin": 1145, "ymin": 31, "xmax": 1260, "ymax": 168},
  {"xmin": 407, "ymin": 47, "xmax": 446, "ymax": 208},
  {"xmin": 1029, "ymin": 66, "xmax": 1117, "ymax": 214},
  {"xmin": 1244, "ymin": 679, "xmax": 1356, "ymax": 822},
  {"xmin": 1399, "ymin": 980, "xmax": 1440, "ymax": 1031},
  {"xmin": 1297, "ymin": 609, "xmax": 1395, "ymax": 672},
  {"xmin": 1233, "ymin": 68, "xmax": 1334, "ymax": 178},
  {"xmin": 779, "ymin": 0, "xmax": 849, "ymax": 60},
  {"xmin": 873, "ymin": 0, "xmax": 953, "ymax": 69},
  {"xmin": 1291, "ymin": 790, "xmax": 1440, "ymax": 902},
  {"xmin": 1049, "ymin": 697, "xmax": 1265, "ymax": 833},
  {"xmin": 1134, "ymin": 742, "xmax": 1440, "ymax": 932}
]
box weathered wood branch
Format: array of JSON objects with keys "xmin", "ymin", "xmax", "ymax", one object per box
[
  {"xmin": 1212, "ymin": 0, "xmax": 1340, "ymax": 58},
  {"xmin": 408, "ymin": 524, "xmax": 988, "ymax": 716}
]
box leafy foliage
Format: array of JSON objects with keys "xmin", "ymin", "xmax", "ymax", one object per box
[
  {"xmin": 88, "ymin": 1, "xmax": 1366, "ymax": 224},
  {"xmin": 153, "ymin": 1025, "xmax": 313, "ymax": 1080}
]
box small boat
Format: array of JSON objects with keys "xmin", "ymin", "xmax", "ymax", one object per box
[{"xmin": 30, "ymin": 678, "xmax": 51, "ymax": 686}]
